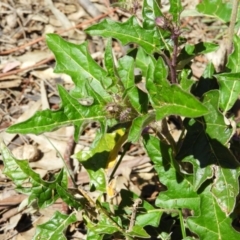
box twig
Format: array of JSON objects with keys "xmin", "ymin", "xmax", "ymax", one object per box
[
  {"xmin": 63, "ymin": 135, "xmax": 76, "ymax": 188},
  {"xmin": 149, "ymin": 118, "xmax": 177, "ymax": 156},
  {"xmin": 0, "ymin": 56, "xmax": 54, "ymax": 79},
  {"xmin": 77, "ymin": 0, "xmax": 101, "ymax": 17},
  {"xmin": 0, "ymin": 8, "xmax": 116, "ymax": 55},
  {"xmin": 0, "ymin": 9, "xmax": 117, "ymax": 79},
  {"xmin": 127, "ymin": 198, "xmax": 142, "ymax": 232}
]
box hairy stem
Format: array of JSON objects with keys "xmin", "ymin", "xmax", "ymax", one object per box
[{"xmin": 160, "ymin": 52, "xmax": 177, "ymax": 84}]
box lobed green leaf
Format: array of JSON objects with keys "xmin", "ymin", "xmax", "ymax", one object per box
[
  {"xmin": 7, "ymin": 85, "xmax": 106, "ymax": 142},
  {"xmin": 33, "ymin": 211, "xmax": 77, "ymax": 240},
  {"xmin": 187, "ymin": 185, "xmax": 240, "ymax": 240},
  {"xmin": 143, "ymin": 135, "xmax": 200, "ymax": 211},
  {"xmin": 177, "ymin": 118, "xmax": 240, "ymax": 214},
  {"xmin": 0, "ymin": 141, "xmax": 67, "ymax": 208},
  {"xmin": 85, "ymin": 16, "xmax": 160, "ymax": 53},
  {"xmin": 46, "ymin": 34, "xmax": 111, "ymax": 102}
]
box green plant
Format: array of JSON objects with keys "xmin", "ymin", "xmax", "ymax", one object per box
[{"xmin": 1, "ymin": 0, "xmax": 240, "ymax": 239}]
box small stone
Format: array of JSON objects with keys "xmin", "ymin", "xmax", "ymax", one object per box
[{"xmin": 12, "ymin": 145, "xmax": 41, "ymax": 162}]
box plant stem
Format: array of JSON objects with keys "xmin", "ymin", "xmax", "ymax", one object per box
[
  {"xmin": 160, "ymin": 52, "xmax": 177, "ymax": 84},
  {"xmin": 149, "ymin": 118, "xmax": 177, "ymax": 156},
  {"xmin": 170, "ymin": 25, "xmax": 181, "ymax": 84},
  {"xmin": 109, "ymin": 141, "xmax": 131, "ymax": 182},
  {"xmin": 226, "ymin": 0, "xmax": 239, "ymax": 54},
  {"xmin": 44, "ymin": 134, "xmax": 76, "ymax": 188},
  {"xmin": 178, "ymin": 209, "xmax": 186, "ymax": 238},
  {"xmin": 127, "ymin": 198, "xmax": 142, "ymax": 232}
]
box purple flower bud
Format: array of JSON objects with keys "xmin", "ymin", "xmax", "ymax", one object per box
[{"xmin": 155, "ymin": 17, "xmax": 167, "ymax": 29}]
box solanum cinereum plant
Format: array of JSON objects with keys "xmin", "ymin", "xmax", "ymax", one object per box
[{"xmin": 1, "ymin": 0, "xmax": 240, "ymax": 239}]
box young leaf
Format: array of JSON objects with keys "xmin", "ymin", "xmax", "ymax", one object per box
[
  {"xmin": 227, "ymin": 35, "xmax": 240, "ymax": 72},
  {"xmin": 56, "ymin": 184, "xmax": 83, "ymax": 210},
  {"xmin": 75, "ymin": 131, "xmax": 126, "ymax": 191},
  {"xmin": 187, "ymin": 185, "xmax": 240, "ymax": 240},
  {"xmin": 128, "ymin": 113, "xmax": 155, "ymax": 143},
  {"xmin": 147, "ymin": 58, "xmax": 208, "ymax": 120},
  {"xmin": 118, "ymin": 56, "xmax": 148, "ymax": 113},
  {"xmin": 142, "ymin": 0, "xmax": 163, "ymax": 29},
  {"xmin": 89, "ymin": 214, "xmax": 122, "ymax": 235},
  {"xmin": 85, "ymin": 16, "xmax": 160, "ymax": 53},
  {"xmin": 46, "ymin": 34, "xmax": 111, "ymax": 102},
  {"xmin": 203, "ymin": 90, "xmax": 233, "ymax": 145},
  {"xmin": 169, "ymin": 0, "xmax": 183, "ymax": 24},
  {"xmin": 106, "ymin": 129, "xmax": 128, "ymax": 169},
  {"xmin": 119, "ymin": 189, "xmax": 162, "ymax": 228},
  {"xmin": 33, "ymin": 211, "xmax": 77, "ymax": 240},
  {"xmin": 104, "ymin": 38, "xmax": 119, "ymax": 89},
  {"xmin": 197, "ymin": 0, "xmax": 232, "ymax": 23},
  {"xmin": 215, "ymin": 73, "xmax": 240, "ymax": 113},
  {"xmin": 86, "ymin": 228, "xmax": 104, "ymax": 240},
  {"xmin": 135, "ymin": 47, "xmax": 156, "ymax": 77},
  {"xmin": 179, "ymin": 69, "xmax": 195, "ymax": 92},
  {"xmin": 7, "ymin": 85, "xmax": 106, "ymax": 142},
  {"xmin": 177, "ymin": 42, "xmax": 219, "ymax": 70},
  {"xmin": 202, "ymin": 62, "xmax": 215, "ymax": 79},
  {"xmin": 126, "ymin": 225, "xmax": 150, "ymax": 238}
]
